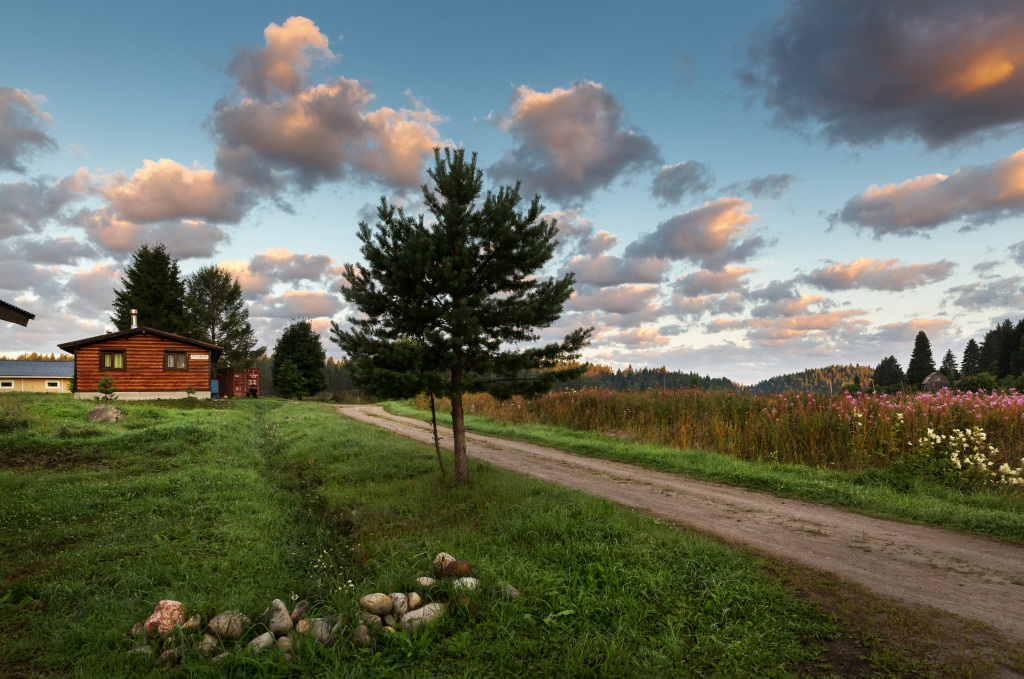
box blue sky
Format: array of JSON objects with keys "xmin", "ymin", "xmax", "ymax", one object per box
[{"xmin": 2, "ymin": 0, "xmax": 1023, "ymax": 383}]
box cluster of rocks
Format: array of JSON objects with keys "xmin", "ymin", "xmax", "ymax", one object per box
[{"xmin": 125, "ymin": 552, "xmax": 519, "ymax": 665}]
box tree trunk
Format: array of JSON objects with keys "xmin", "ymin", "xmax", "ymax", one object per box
[
  {"xmin": 450, "ymin": 365, "xmax": 469, "ymax": 483},
  {"xmin": 429, "ymin": 392, "xmax": 446, "ymax": 478}
]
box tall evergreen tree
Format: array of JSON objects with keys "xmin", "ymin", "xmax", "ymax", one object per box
[
  {"xmin": 962, "ymin": 338, "xmax": 982, "ymax": 377},
  {"xmin": 333, "ymin": 148, "xmax": 592, "ymax": 484},
  {"xmin": 906, "ymin": 331, "xmax": 936, "ymax": 386},
  {"xmin": 872, "ymin": 355, "xmax": 905, "ymax": 388},
  {"xmin": 111, "ymin": 243, "xmax": 186, "ymax": 333},
  {"xmin": 272, "ymin": 319, "xmax": 326, "ymax": 399},
  {"xmin": 182, "ymin": 266, "xmax": 263, "ymax": 373},
  {"xmin": 939, "ymin": 349, "xmax": 959, "ymax": 380}
]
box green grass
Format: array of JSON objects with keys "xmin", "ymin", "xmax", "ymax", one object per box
[
  {"xmin": 384, "ymin": 400, "xmax": 1024, "ymax": 545},
  {"xmin": 0, "ymin": 392, "xmax": 842, "ymax": 677}
]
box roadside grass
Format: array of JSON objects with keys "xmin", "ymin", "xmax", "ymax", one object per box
[
  {"xmin": 2, "ymin": 392, "xmax": 1016, "ymax": 677},
  {"xmin": 384, "ymin": 400, "xmax": 1024, "ymax": 545}
]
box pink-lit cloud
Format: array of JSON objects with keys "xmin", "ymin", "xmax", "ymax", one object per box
[
  {"xmin": 489, "ymin": 81, "xmax": 661, "ymax": 204},
  {"xmin": 650, "ymin": 161, "xmax": 714, "ymax": 206},
  {"xmin": 567, "ymin": 284, "xmax": 662, "ymax": 316},
  {"xmin": 605, "ymin": 327, "xmax": 670, "ymax": 348},
  {"xmin": 250, "ymin": 289, "xmax": 344, "ymax": 319},
  {"xmin": 0, "ymin": 87, "xmax": 57, "ymax": 173},
  {"xmin": 802, "ymin": 258, "xmax": 955, "ymax": 291},
  {"xmin": 675, "ymin": 266, "xmax": 756, "ymax": 296},
  {"xmin": 946, "ymin": 277, "xmax": 1024, "ymax": 309},
  {"xmin": 228, "ymin": 16, "xmax": 337, "ymax": 99},
  {"xmin": 567, "ymin": 254, "xmax": 668, "ymax": 287}
]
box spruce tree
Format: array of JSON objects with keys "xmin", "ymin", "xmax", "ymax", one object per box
[
  {"xmin": 111, "ymin": 243, "xmax": 186, "ymax": 333},
  {"xmin": 939, "ymin": 349, "xmax": 959, "ymax": 380},
  {"xmin": 906, "ymin": 331, "xmax": 936, "ymax": 387},
  {"xmin": 961, "ymin": 339, "xmax": 981, "ymax": 377},
  {"xmin": 272, "ymin": 319, "xmax": 327, "ymax": 399},
  {"xmin": 872, "ymin": 355, "xmax": 904, "ymax": 388},
  {"xmin": 333, "ymin": 148, "xmax": 592, "ymax": 484},
  {"xmin": 182, "ymin": 265, "xmax": 263, "ymax": 373}
]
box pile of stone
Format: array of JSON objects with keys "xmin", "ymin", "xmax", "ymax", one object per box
[{"xmin": 125, "ymin": 552, "xmax": 519, "ymax": 665}]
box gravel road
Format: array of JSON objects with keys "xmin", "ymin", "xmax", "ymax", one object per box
[{"xmin": 338, "ymin": 404, "xmax": 1024, "ymax": 640}]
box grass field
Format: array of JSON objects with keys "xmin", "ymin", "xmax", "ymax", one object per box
[
  {"xmin": 2, "ymin": 392, "xmax": 1020, "ymax": 677},
  {"xmin": 393, "ymin": 393, "xmax": 1024, "ymax": 545}
]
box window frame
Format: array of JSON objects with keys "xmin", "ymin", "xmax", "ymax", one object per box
[
  {"xmin": 45, "ymin": 381, "xmax": 60, "ymax": 389},
  {"xmin": 0, "ymin": 381, "xmax": 12, "ymax": 389},
  {"xmin": 99, "ymin": 349, "xmax": 126, "ymax": 371},
  {"xmin": 163, "ymin": 351, "xmax": 189, "ymax": 371}
]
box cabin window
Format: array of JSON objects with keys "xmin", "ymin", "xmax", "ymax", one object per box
[
  {"xmin": 100, "ymin": 350, "xmax": 125, "ymax": 371},
  {"xmin": 46, "ymin": 381, "xmax": 60, "ymax": 389},
  {"xmin": 0, "ymin": 381, "xmax": 12, "ymax": 389},
  {"xmin": 164, "ymin": 351, "xmax": 188, "ymax": 370}
]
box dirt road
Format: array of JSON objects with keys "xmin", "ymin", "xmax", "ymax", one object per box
[{"xmin": 338, "ymin": 405, "xmax": 1024, "ymax": 639}]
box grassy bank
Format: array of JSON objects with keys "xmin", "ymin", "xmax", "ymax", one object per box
[
  {"xmin": 386, "ymin": 400, "xmax": 1024, "ymax": 545},
  {"xmin": 4, "ymin": 392, "xmax": 1019, "ymax": 677}
]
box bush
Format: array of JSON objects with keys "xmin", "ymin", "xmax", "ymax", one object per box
[{"xmin": 955, "ymin": 373, "xmax": 996, "ymax": 392}]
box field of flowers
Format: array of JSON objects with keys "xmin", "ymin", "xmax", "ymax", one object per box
[{"xmin": 420, "ymin": 388, "xmax": 1024, "ymax": 487}]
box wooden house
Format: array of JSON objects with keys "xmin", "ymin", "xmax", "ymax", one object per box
[
  {"xmin": 922, "ymin": 371, "xmax": 951, "ymax": 392},
  {"xmin": 0, "ymin": 360, "xmax": 74, "ymax": 393},
  {"xmin": 58, "ymin": 327, "xmax": 222, "ymax": 400},
  {"xmin": 0, "ymin": 299, "xmax": 35, "ymax": 326}
]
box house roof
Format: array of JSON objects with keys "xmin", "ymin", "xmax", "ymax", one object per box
[
  {"xmin": 0, "ymin": 360, "xmax": 75, "ymax": 378},
  {"xmin": 57, "ymin": 326, "xmax": 223, "ymax": 363},
  {"xmin": 922, "ymin": 371, "xmax": 950, "ymax": 384},
  {"xmin": 0, "ymin": 299, "xmax": 36, "ymax": 327}
]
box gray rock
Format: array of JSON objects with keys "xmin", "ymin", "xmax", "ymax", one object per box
[
  {"xmin": 359, "ymin": 592, "xmax": 393, "ymax": 616},
  {"xmin": 182, "ymin": 614, "xmax": 200, "ymax": 632},
  {"xmin": 453, "ymin": 576, "xmax": 480, "ymax": 593},
  {"xmin": 383, "ymin": 626, "xmax": 396, "ymax": 633},
  {"xmin": 268, "ymin": 598, "xmax": 293, "ymax": 635},
  {"xmin": 499, "ymin": 582, "xmax": 521, "ymax": 600},
  {"xmin": 158, "ymin": 647, "xmax": 181, "ymax": 666},
  {"xmin": 295, "ymin": 619, "xmax": 310, "ymax": 635},
  {"xmin": 400, "ymin": 602, "xmax": 446, "ymax": 632},
  {"xmin": 277, "ymin": 636, "xmax": 292, "ymax": 652},
  {"xmin": 307, "ymin": 617, "xmax": 336, "ymax": 644},
  {"xmin": 414, "ymin": 576, "xmax": 436, "ymax": 590},
  {"xmin": 128, "ymin": 643, "xmax": 153, "ymax": 656},
  {"xmin": 408, "ymin": 591, "xmax": 423, "ymax": 610},
  {"xmin": 433, "ymin": 552, "xmax": 455, "ymax": 575},
  {"xmin": 88, "ymin": 405, "xmax": 122, "ymax": 423},
  {"xmin": 383, "ymin": 614, "xmax": 397, "ymax": 628},
  {"xmin": 248, "ymin": 631, "xmax": 275, "ymax": 654},
  {"xmin": 389, "ymin": 593, "xmax": 409, "ymax": 617},
  {"xmin": 129, "ymin": 621, "xmax": 146, "ymax": 638},
  {"xmin": 290, "ymin": 599, "xmax": 310, "ymax": 623},
  {"xmin": 208, "ymin": 611, "xmax": 250, "ymax": 640},
  {"xmin": 360, "ymin": 612, "xmax": 383, "ymax": 630},
  {"xmin": 196, "ymin": 634, "xmax": 219, "ymax": 654},
  {"xmin": 353, "ymin": 623, "xmax": 375, "ymax": 647},
  {"xmin": 213, "ymin": 651, "xmax": 230, "ymax": 663}
]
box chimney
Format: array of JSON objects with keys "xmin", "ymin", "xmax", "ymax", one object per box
[{"xmin": 130, "ymin": 309, "xmax": 138, "ymax": 329}]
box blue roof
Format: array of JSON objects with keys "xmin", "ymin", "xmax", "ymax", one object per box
[{"xmin": 0, "ymin": 360, "xmax": 75, "ymax": 378}]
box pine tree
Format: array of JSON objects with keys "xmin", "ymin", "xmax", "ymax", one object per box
[
  {"xmin": 272, "ymin": 320, "xmax": 327, "ymax": 400},
  {"xmin": 939, "ymin": 349, "xmax": 959, "ymax": 380},
  {"xmin": 332, "ymin": 148, "xmax": 592, "ymax": 484},
  {"xmin": 182, "ymin": 266, "xmax": 263, "ymax": 373},
  {"xmin": 111, "ymin": 244, "xmax": 186, "ymax": 333},
  {"xmin": 906, "ymin": 331, "xmax": 936, "ymax": 387},
  {"xmin": 961, "ymin": 339, "xmax": 982, "ymax": 377},
  {"xmin": 872, "ymin": 355, "xmax": 904, "ymax": 388}
]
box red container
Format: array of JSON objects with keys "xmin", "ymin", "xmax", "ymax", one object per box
[{"xmin": 218, "ymin": 368, "xmax": 260, "ymax": 397}]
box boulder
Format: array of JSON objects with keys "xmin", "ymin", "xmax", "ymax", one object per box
[
  {"xmin": 433, "ymin": 552, "xmax": 456, "ymax": 575},
  {"xmin": 158, "ymin": 647, "xmax": 181, "ymax": 666},
  {"xmin": 295, "ymin": 619, "xmax": 310, "ymax": 635},
  {"xmin": 143, "ymin": 600, "xmax": 185, "ymax": 636},
  {"xmin": 88, "ymin": 404, "xmax": 122, "ymax": 423},
  {"xmin": 408, "ymin": 592, "xmax": 423, "ymax": 610},
  {"xmin": 389, "ymin": 592, "xmax": 409, "ymax": 617},
  {"xmin": 207, "ymin": 611, "xmax": 250, "ymax": 640},
  {"xmin": 353, "ymin": 623, "xmax": 375, "ymax": 647},
  {"xmin": 499, "ymin": 582, "xmax": 521, "ymax": 600},
  {"xmin": 290, "ymin": 599, "xmax": 310, "ymax": 623},
  {"xmin": 247, "ymin": 631, "xmax": 275, "ymax": 654},
  {"xmin": 453, "ymin": 576, "xmax": 480, "ymax": 593},
  {"xmin": 383, "ymin": 614, "xmax": 397, "ymax": 628},
  {"xmin": 196, "ymin": 634, "xmax": 219, "ymax": 654},
  {"xmin": 359, "ymin": 593, "xmax": 393, "ymax": 616},
  {"xmin": 277, "ymin": 636, "xmax": 292, "ymax": 652},
  {"xmin": 400, "ymin": 602, "xmax": 445, "ymax": 632},
  {"xmin": 267, "ymin": 599, "xmax": 293, "ymax": 635},
  {"xmin": 415, "ymin": 576, "xmax": 436, "ymax": 590},
  {"xmin": 182, "ymin": 614, "xmax": 200, "ymax": 632},
  {"xmin": 129, "ymin": 621, "xmax": 146, "ymax": 638},
  {"xmin": 307, "ymin": 617, "xmax": 336, "ymax": 644},
  {"xmin": 442, "ymin": 560, "xmax": 472, "ymax": 578},
  {"xmin": 359, "ymin": 612, "xmax": 383, "ymax": 630}
]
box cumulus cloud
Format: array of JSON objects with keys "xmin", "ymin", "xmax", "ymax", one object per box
[
  {"xmin": 567, "ymin": 253, "xmax": 668, "ymax": 287},
  {"xmin": 709, "ymin": 309, "xmax": 869, "ymax": 346},
  {"xmin": 1012, "ymin": 241, "xmax": 1024, "ymax": 266},
  {"xmin": 750, "ymin": 293, "xmax": 826, "ymax": 319},
  {"xmin": 802, "ymin": 258, "xmax": 955, "ymax": 291},
  {"xmin": 567, "ymin": 285, "xmax": 661, "ymax": 316},
  {"xmin": 489, "ymin": 81, "xmax": 661, "ymax": 204},
  {"xmin": 546, "ymin": 209, "xmax": 619, "ymax": 258},
  {"xmin": 836, "ymin": 149, "xmax": 1024, "ymax": 236},
  {"xmin": 605, "ymin": 327, "xmax": 670, "ymax": 348},
  {"xmin": 871, "ymin": 318, "xmax": 952, "ymax": 343},
  {"xmin": 219, "ymin": 247, "xmax": 337, "ymax": 298},
  {"xmin": 66, "ymin": 263, "xmax": 119, "ymax": 317},
  {"xmin": 0, "ymin": 87, "xmax": 57, "ymax": 173},
  {"xmin": 250, "ymin": 289, "xmax": 344, "ymax": 319},
  {"xmin": 75, "ymin": 208, "xmax": 227, "ymax": 259},
  {"xmin": 215, "ymin": 17, "xmax": 445, "ymax": 192},
  {"xmin": 11, "ymin": 236, "xmax": 98, "ymax": 265},
  {"xmin": 674, "ymin": 266, "xmax": 755, "ymax": 296},
  {"xmin": 668, "ymin": 292, "xmax": 745, "ymax": 319},
  {"xmin": 946, "ymin": 276, "xmax": 1024, "ymax": 309},
  {"xmin": 650, "ymin": 161, "xmax": 714, "ymax": 206},
  {"xmin": 0, "ymin": 172, "xmax": 86, "ymax": 239},
  {"xmin": 624, "ymin": 198, "xmax": 766, "ymax": 270},
  {"xmin": 723, "ymin": 173, "xmax": 796, "ymax": 200},
  {"xmin": 741, "ymin": 0, "xmax": 1024, "ymax": 147}
]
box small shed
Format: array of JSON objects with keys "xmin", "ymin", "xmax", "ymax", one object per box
[
  {"xmin": 0, "ymin": 360, "xmax": 74, "ymax": 393},
  {"xmin": 0, "ymin": 299, "xmax": 36, "ymax": 327},
  {"xmin": 922, "ymin": 371, "xmax": 951, "ymax": 392},
  {"xmin": 58, "ymin": 327, "xmax": 222, "ymax": 400}
]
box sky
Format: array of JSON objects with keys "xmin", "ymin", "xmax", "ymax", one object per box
[{"xmin": 2, "ymin": 0, "xmax": 1023, "ymax": 384}]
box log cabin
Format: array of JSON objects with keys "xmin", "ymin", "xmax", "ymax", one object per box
[{"xmin": 58, "ymin": 327, "xmax": 222, "ymax": 400}]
